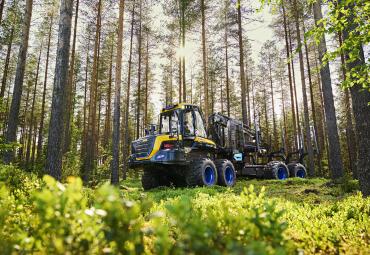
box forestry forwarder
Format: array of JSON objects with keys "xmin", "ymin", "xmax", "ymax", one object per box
[{"xmin": 129, "ymin": 103, "xmax": 307, "ymax": 190}]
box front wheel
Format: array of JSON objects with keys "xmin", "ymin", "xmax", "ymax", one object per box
[
  {"xmin": 186, "ymin": 158, "xmax": 218, "ymax": 187},
  {"xmin": 215, "ymin": 159, "xmax": 236, "ymax": 187}
]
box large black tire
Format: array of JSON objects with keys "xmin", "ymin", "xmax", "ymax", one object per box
[
  {"xmin": 287, "ymin": 163, "xmax": 307, "ymax": 178},
  {"xmin": 141, "ymin": 168, "xmax": 170, "ymax": 190},
  {"xmin": 186, "ymin": 158, "xmax": 218, "ymax": 187},
  {"xmin": 264, "ymin": 161, "xmax": 289, "ymax": 180},
  {"xmin": 215, "ymin": 159, "xmax": 236, "ymax": 187}
]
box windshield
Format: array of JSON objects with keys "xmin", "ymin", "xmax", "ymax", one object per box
[{"xmin": 159, "ymin": 110, "xmax": 179, "ymax": 134}]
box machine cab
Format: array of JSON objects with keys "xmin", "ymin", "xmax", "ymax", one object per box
[{"xmin": 159, "ymin": 104, "xmax": 215, "ymax": 148}]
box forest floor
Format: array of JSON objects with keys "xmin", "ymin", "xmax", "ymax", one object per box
[
  {"xmin": 119, "ymin": 175, "xmax": 356, "ymax": 204},
  {"xmin": 1, "ymin": 164, "xmax": 369, "ymax": 254}
]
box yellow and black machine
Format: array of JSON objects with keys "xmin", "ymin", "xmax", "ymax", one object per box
[{"xmin": 129, "ymin": 103, "xmax": 307, "ymax": 190}]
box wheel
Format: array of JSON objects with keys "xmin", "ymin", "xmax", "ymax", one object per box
[
  {"xmin": 215, "ymin": 159, "xmax": 236, "ymax": 187},
  {"xmin": 287, "ymin": 163, "xmax": 307, "ymax": 178},
  {"xmin": 186, "ymin": 158, "xmax": 218, "ymax": 187},
  {"xmin": 264, "ymin": 161, "xmax": 289, "ymax": 180},
  {"xmin": 141, "ymin": 167, "xmax": 170, "ymax": 190}
]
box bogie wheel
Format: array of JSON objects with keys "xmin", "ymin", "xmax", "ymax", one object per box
[
  {"xmin": 287, "ymin": 163, "xmax": 307, "ymax": 178},
  {"xmin": 215, "ymin": 159, "xmax": 236, "ymax": 187},
  {"xmin": 142, "ymin": 168, "xmax": 170, "ymax": 190},
  {"xmin": 186, "ymin": 158, "xmax": 218, "ymax": 187},
  {"xmin": 264, "ymin": 161, "xmax": 289, "ymax": 180}
]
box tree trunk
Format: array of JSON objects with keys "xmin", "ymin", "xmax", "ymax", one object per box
[
  {"xmin": 81, "ymin": 37, "xmax": 90, "ymax": 159},
  {"xmin": 245, "ymin": 62, "xmax": 251, "ymax": 127},
  {"xmin": 45, "ymin": 0, "xmax": 73, "ymax": 180},
  {"xmin": 224, "ymin": 9, "xmax": 230, "ymax": 117},
  {"xmin": 313, "ymin": 47, "xmax": 329, "ymax": 171},
  {"xmin": 111, "ymin": 0, "xmax": 125, "ymax": 185},
  {"xmin": 342, "ymin": 3, "xmax": 370, "ymax": 196},
  {"xmin": 1, "ymin": 27, "xmax": 14, "ymax": 99},
  {"xmin": 201, "ymin": 0, "xmax": 209, "ymax": 120},
  {"xmin": 82, "ymin": 0, "xmax": 102, "ymax": 183},
  {"xmin": 104, "ymin": 42, "xmax": 114, "ymax": 150},
  {"xmin": 144, "ymin": 31, "xmax": 149, "ymax": 129},
  {"xmin": 170, "ymin": 59, "xmax": 173, "ymax": 104},
  {"xmin": 64, "ymin": 0, "xmax": 79, "ymax": 153},
  {"xmin": 19, "ymin": 82, "xmax": 31, "ymax": 162},
  {"xmin": 181, "ymin": 4, "xmax": 186, "ymax": 102},
  {"xmin": 281, "ymin": 1, "xmax": 298, "ymax": 151},
  {"xmin": 0, "ymin": 0, "xmax": 5, "ymax": 26},
  {"xmin": 268, "ymin": 54, "xmax": 278, "ymax": 150},
  {"xmin": 122, "ymin": 2, "xmax": 135, "ymax": 179},
  {"xmin": 236, "ymin": 0, "xmax": 247, "ymax": 125},
  {"xmin": 288, "ymin": 24, "xmax": 302, "ymax": 146},
  {"xmin": 280, "ymin": 76, "xmax": 288, "ymax": 151},
  {"xmin": 135, "ymin": 0, "xmax": 142, "ymax": 139},
  {"xmin": 303, "ymin": 23, "xmax": 323, "ymax": 176},
  {"xmin": 31, "ymin": 120, "xmax": 37, "ymax": 166},
  {"xmin": 37, "ymin": 15, "xmax": 53, "ymax": 163},
  {"xmin": 3, "ymin": 0, "xmax": 33, "ymax": 163},
  {"xmin": 26, "ymin": 46, "xmax": 42, "ymax": 170},
  {"xmin": 338, "ymin": 30, "xmax": 357, "ymax": 178},
  {"xmin": 312, "ymin": 0, "xmax": 343, "ymax": 179},
  {"xmin": 263, "ymin": 84, "xmax": 269, "ymax": 143},
  {"xmin": 292, "ymin": 0, "xmax": 315, "ymax": 176}
]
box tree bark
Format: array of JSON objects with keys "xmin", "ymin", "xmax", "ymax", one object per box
[
  {"xmin": 281, "ymin": 1, "xmax": 298, "ymax": 151},
  {"xmin": 303, "ymin": 23, "xmax": 323, "ymax": 176},
  {"xmin": 82, "ymin": 0, "xmax": 102, "ymax": 183},
  {"xmin": 122, "ymin": 2, "xmax": 135, "ymax": 179},
  {"xmin": 111, "ymin": 0, "xmax": 125, "ymax": 185},
  {"xmin": 144, "ymin": 31, "xmax": 149, "ymax": 129},
  {"xmin": 45, "ymin": 0, "xmax": 73, "ymax": 180},
  {"xmin": 292, "ymin": 0, "xmax": 315, "ymax": 176},
  {"xmin": 4, "ymin": 0, "xmax": 33, "ymax": 163},
  {"xmin": 26, "ymin": 46, "xmax": 42, "ymax": 170},
  {"xmin": 268, "ymin": 53, "xmax": 278, "ymax": 150},
  {"xmin": 0, "ymin": 0, "xmax": 5, "ymax": 26},
  {"xmin": 0, "ymin": 27, "xmax": 14, "ymax": 99},
  {"xmin": 288, "ymin": 25, "xmax": 302, "ymax": 146},
  {"xmin": 135, "ymin": 0, "xmax": 142, "ymax": 139},
  {"xmin": 37, "ymin": 15, "xmax": 53, "ymax": 162},
  {"xmin": 81, "ymin": 36, "xmax": 90, "ymax": 159},
  {"xmin": 104, "ymin": 42, "xmax": 114, "ymax": 150},
  {"xmin": 312, "ymin": 0, "xmax": 343, "ymax": 179},
  {"xmin": 181, "ymin": 3, "xmax": 186, "ymax": 102},
  {"xmin": 64, "ymin": 0, "xmax": 79, "ymax": 153},
  {"xmin": 201, "ymin": 0, "xmax": 209, "ymax": 120},
  {"xmin": 236, "ymin": 0, "xmax": 248, "ymax": 125},
  {"xmin": 342, "ymin": 3, "xmax": 370, "ymax": 196},
  {"xmin": 338, "ymin": 30, "xmax": 357, "ymax": 178},
  {"xmin": 224, "ymin": 8, "xmax": 230, "ymax": 117}
]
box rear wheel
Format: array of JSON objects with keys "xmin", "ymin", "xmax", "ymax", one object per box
[
  {"xmin": 186, "ymin": 158, "xmax": 218, "ymax": 187},
  {"xmin": 287, "ymin": 163, "xmax": 307, "ymax": 178},
  {"xmin": 264, "ymin": 161, "xmax": 289, "ymax": 180},
  {"xmin": 215, "ymin": 159, "xmax": 236, "ymax": 187}
]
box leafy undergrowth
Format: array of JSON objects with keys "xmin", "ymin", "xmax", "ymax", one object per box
[{"xmin": 1, "ymin": 164, "xmax": 369, "ymax": 254}]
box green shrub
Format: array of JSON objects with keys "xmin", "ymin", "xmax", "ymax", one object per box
[{"xmin": 0, "ymin": 165, "xmax": 369, "ymax": 254}]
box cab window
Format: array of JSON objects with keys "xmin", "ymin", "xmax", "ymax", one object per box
[
  {"xmin": 194, "ymin": 110, "xmax": 207, "ymax": 138},
  {"xmin": 160, "ymin": 111, "xmax": 179, "ymax": 134},
  {"xmin": 183, "ymin": 110, "xmax": 195, "ymax": 136}
]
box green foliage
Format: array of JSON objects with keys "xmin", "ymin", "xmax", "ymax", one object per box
[
  {"xmin": 0, "ymin": 165, "xmax": 369, "ymax": 254},
  {"xmin": 306, "ymin": 0, "xmax": 370, "ymax": 90}
]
